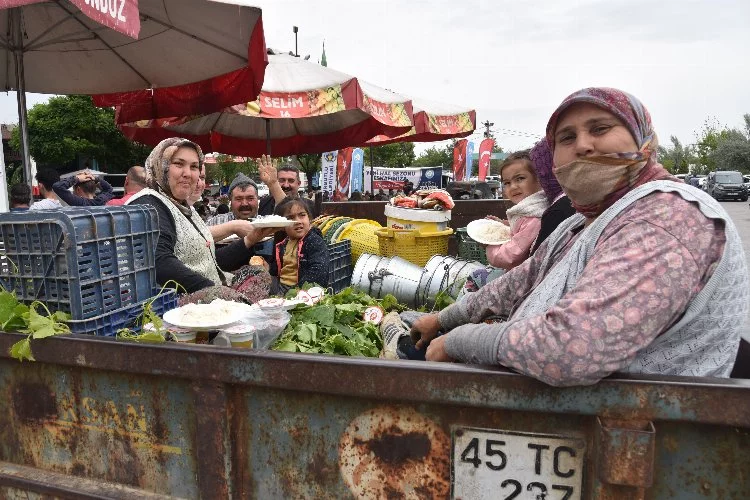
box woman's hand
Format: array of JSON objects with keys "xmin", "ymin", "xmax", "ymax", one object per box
[
  {"xmin": 485, "ymin": 215, "xmax": 509, "ymax": 226},
  {"xmin": 425, "ymin": 336, "xmax": 455, "ymax": 362},
  {"xmin": 257, "ymin": 155, "xmax": 278, "ymax": 186},
  {"xmin": 410, "ymin": 313, "xmax": 441, "ymax": 350},
  {"xmin": 231, "ymin": 220, "xmax": 255, "ymax": 238},
  {"xmin": 243, "ymin": 226, "xmax": 276, "ymax": 248}
]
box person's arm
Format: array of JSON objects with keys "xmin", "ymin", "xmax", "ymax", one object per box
[
  {"xmin": 130, "ymin": 195, "xmax": 214, "ymax": 292},
  {"xmin": 52, "ymin": 176, "xmax": 82, "ymax": 206},
  {"xmin": 257, "ymin": 195, "xmax": 275, "ymax": 216},
  {"xmin": 93, "ymin": 179, "xmax": 114, "ymax": 205},
  {"xmin": 442, "ymin": 218, "xmax": 714, "ymax": 386},
  {"xmin": 216, "ymin": 225, "xmax": 276, "ymax": 272},
  {"xmin": 208, "ymin": 220, "xmax": 253, "ymax": 242},
  {"xmin": 299, "ymin": 232, "xmax": 329, "ymax": 287},
  {"xmin": 485, "ymin": 217, "xmax": 541, "ymax": 270},
  {"xmin": 257, "ymin": 155, "xmax": 288, "ymax": 205}
]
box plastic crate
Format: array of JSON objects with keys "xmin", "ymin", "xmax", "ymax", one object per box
[
  {"xmin": 0, "ymin": 206, "xmax": 159, "ymax": 321},
  {"xmin": 67, "ymin": 288, "xmax": 179, "ymax": 337},
  {"xmin": 336, "ymin": 220, "xmax": 382, "ymax": 264},
  {"xmin": 375, "ymin": 228, "xmax": 453, "ymax": 267},
  {"xmin": 456, "ymin": 228, "xmax": 488, "ymax": 265},
  {"xmin": 328, "ymin": 240, "xmax": 352, "ymax": 293}
]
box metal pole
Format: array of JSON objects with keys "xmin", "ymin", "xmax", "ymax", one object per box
[
  {"xmin": 369, "ymin": 146, "xmax": 374, "ymax": 195},
  {"xmin": 293, "ymin": 26, "xmax": 299, "ymax": 57},
  {"xmin": 265, "ymin": 118, "xmax": 271, "ymax": 155},
  {"xmin": 11, "ymin": 10, "xmax": 32, "ymax": 189}
]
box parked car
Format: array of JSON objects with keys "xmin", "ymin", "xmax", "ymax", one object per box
[
  {"xmin": 743, "ymin": 175, "xmax": 750, "ymax": 191},
  {"xmin": 706, "ymin": 171, "xmax": 748, "ymax": 201}
]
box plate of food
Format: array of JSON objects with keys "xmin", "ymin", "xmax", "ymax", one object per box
[
  {"xmin": 466, "ymin": 218, "xmax": 511, "ymax": 246},
  {"xmin": 250, "ymin": 215, "xmax": 295, "ymax": 228},
  {"xmin": 162, "ymin": 300, "xmax": 245, "ymax": 331}
]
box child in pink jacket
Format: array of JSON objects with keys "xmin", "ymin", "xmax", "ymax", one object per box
[{"xmin": 486, "ymin": 151, "xmax": 549, "ymax": 270}]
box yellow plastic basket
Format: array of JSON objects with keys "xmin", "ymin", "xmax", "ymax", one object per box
[
  {"xmin": 336, "ymin": 219, "xmax": 382, "ymax": 263},
  {"xmin": 375, "ymin": 228, "xmax": 454, "ymax": 267}
]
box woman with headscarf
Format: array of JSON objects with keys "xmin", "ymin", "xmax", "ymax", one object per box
[
  {"xmin": 405, "ymin": 87, "xmax": 748, "ymax": 386},
  {"xmin": 127, "ymin": 138, "xmax": 275, "ymax": 296},
  {"xmin": 528, "ymin": 138, "xmax": 577, "ymax": 254}
]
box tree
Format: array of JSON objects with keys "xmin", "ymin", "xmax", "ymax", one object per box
[
  {"xmin": 10, "ymin": 95, "xmax": 149, "ymax": 172},
  {"xmin": 205, "ymin": 155, "xmax": 258, "ymax": 186},
  {"xmin": 412, "ymin": 143, "xmax": 453, "ymax": 168},
  {"xmin": 368, "ymin": 142, "xmax": 415, "ymax": 167},
  {"xmin": 693, "ymin": 115, "xmax": 750, "ymax": 174},
  {"xmin": 295, "ymin": 154, "xmax": 321, "ymax": 187},
  {"xmin": 657, "ymin": 136, "xmax": 694, "ymax": 174}
]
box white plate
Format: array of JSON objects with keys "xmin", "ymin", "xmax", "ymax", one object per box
[
  {"xmin": 466, "ymin": 219, "xmax": 511, "ymax": 246},
  {"xmin": 162, "ymin": 305, "xmax": 242, "ymax": 331},
  {"xmin": 250, "ymin": 219, "xmax": 295, "ymax": 228}
]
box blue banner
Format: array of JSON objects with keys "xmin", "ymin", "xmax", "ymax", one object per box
[
  {"xmin": 465, "ymin": 141, "xmax": 475, "ymax": 181},
  {"xmin": 418, "ymin": 167, "xmax": 443, "ymax": 189},
  {"xmin": 350, "ymin": 148, "xmax": 364, "ymax": 194}
]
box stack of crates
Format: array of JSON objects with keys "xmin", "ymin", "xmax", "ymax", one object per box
[
  {"xmin": 327, "ymin": 239, "xmax": 352, "ymax": 293},
  {"xmin": 0, "ymin": 206, "xmax": 177, "ymax": 336}
]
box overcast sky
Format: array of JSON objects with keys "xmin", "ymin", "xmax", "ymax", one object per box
[{"xmin": 2, "ymin": 0, "xmax": 749, "ymax": 157}]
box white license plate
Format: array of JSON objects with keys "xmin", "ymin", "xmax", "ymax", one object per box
[{"xmin": 451, "ymin": 427, "xmax": 585, "ymax": 500}]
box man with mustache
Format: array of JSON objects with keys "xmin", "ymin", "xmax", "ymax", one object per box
[
  {"xmin": 256, "ymin": 155, "xmax": 316, "ymax": 217},
  {"xmin": 207, "ymin": 172, "xmax": 260, "ymax": 226}
]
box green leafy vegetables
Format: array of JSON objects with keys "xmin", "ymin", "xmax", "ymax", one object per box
[
  {"xmin": 272, "ymin": 287, "xmax": 405, "ymax": 357},
  {"xmin": 0, "ymin": 290, "xmax": 71, "ymax": 362}
]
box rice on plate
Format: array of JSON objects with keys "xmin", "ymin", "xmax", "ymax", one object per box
[{"xmin": 466, "ymin": 219, "xmax": 511, "ymax": 245}]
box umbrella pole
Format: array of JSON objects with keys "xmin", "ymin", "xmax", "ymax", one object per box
[
  {"xmin": 265, "ymin": 118, "xmax": 271, "ymax": 155},
  {"xmin": 11, "ymin": 11, "xmax": 32, "ymax": 188},
  {"xmin": 369, "ymin": 146, "xmax": 374, "ymax": 194}
]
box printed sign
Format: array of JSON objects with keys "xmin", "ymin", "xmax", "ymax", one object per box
[
  {"xmin": 321, "ymin": 151, "xmax": 337, "ymax": 198},
  {"xmin": 350, "ymin": 148, "xmax": 364, "ymax": 194},
  {"xmin": 363, "ymin": 166, "xmax": 442, "ymax": 192}
]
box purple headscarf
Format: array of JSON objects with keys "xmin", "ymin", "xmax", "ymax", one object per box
[
  {"xmin": 529, "ymin": 138, "xmax": 561, "ymax": 203},
  {"xmin": 545, "ymin": 87, "xmax": 658, "ymax": 161}
]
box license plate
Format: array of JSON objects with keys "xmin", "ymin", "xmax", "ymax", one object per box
[{"xmin": 451, "ymin": 427, "xmax": 585, "ymax": 500}]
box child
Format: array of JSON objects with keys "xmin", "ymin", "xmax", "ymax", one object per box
[
  {"xmin": 269, "ymin": 197, "xmax": 329, "ymax": 295},
  {"xmin": 486, "ymin": 150, "xmax": 549, "ymax": 270}
]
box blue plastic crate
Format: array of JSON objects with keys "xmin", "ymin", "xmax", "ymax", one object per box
[
  {"xmin": 0, "ymin": 206, "xmax": 159, "ymax": 320},
  {"xmin": 328, "ymin": 240, "xmax": 352, "ymax": 293},
  {"xmin": 67, "ymin": 288, "xmax": 179, "ymax": 336}
]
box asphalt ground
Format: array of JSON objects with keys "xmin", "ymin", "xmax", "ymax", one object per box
[{"xmin": 719, "ymin": 200, "xmax": 750, "ymax": 340}]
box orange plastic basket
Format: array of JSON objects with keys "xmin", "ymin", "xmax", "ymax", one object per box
[{"xmin": 375, "ymin": 228, "xmax": 453, "ymax": 267}]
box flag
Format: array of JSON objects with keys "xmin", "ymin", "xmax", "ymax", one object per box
[
  {"xmin": 452, "ymin": 139, "xmax": 467, "ymax": 182},
  {"xmin": 350, "ymin": 148, "xmax": 364, "ymax": 194},
  {"xmin": 321, "ymin": 151, "xmax": 337, "ymax": 197},
  {"xmin": 334, "ymin": 147, "xmax": 353, "ymax": 201},
  {"xmin": 465, "ymin": 141, "xmax": 475, "ymax": 181},
  {"xmin": 478, "ymin": 138, "xmax": 494, "ymax": 181}
]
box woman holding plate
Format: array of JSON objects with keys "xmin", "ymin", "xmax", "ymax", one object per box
[
  {"xmin": 397, "ymin": 87, "xmax": 749, "ymax": 385},
  {"xmin": 128, "ymin": 138, "xmax": 276, "ymax": 297}
]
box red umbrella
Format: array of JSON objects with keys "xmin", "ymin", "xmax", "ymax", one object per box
[
  {"xmin": 364, "ymin": 97, "xmax": 476, "ymax": 146},
  {"xmin": 118, "ymin": 53, "xmax": 414, "ymax": 156},
  {"xmin": 1, "ymin": 0, "xmax": 267, "ymax": 182}
]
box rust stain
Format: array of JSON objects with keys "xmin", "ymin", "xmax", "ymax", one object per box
[
  {"xmin": 339, "ymin": 406, "xmax": 450, "ymax": 499},
  {"xmin": 12, "ymin": 383, "xmax": 56, "ymax": 422}
]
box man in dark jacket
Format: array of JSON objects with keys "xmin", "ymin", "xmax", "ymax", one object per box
[{"xmin": 53, "ymin": 171, "xmax": 114, "ymax": 206}]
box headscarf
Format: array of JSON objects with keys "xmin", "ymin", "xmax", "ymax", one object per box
[
  {"xmin": 544, "ymin": 87, "xmax": 674, "ymax": 217},
  {"xmin": 144, "ymin": 137, "xmax": 205, "ymax": 216},
  {"xmin": 529, "ymin": 138, "xmax": 562, "ymax": 203}
]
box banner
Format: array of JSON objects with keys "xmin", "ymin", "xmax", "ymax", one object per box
[
  {"xmin": 465, "ymin": 141, "xmax": 474, "ymax": 181},
  {"xmin": 364, "ymin": 166, "xmax": 442, "ymax": 193},
  {"xmin": 350, "ymin": 148, "xmax": 364, "ymax": 194},
  {"xmin": 478, "ymin": 138, "xmax": 494, "ymax": 181},
  {"xmin": 334, "ymin": 147, "xmax": 353, "ymax": 201},
  {"xmin": 321, "ymin": 151, "xmax": 337, "ymax": 198},
  {"xmin": 452, "ymin": 139, "xmax": 467, "ymax": 183}
]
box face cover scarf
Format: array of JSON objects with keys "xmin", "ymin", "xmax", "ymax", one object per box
[{"xmin": 553, "ymin": 152, "xmax": 650, "ymax": 218}]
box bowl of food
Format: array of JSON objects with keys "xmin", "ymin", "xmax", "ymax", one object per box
[{"xmin": 257, "ymin": 298, "xmax": 286, "ymax": 318}]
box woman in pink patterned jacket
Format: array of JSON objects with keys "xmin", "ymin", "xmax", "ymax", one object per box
[{"xmin": 408, "ymin": 87, "xmax": 749, "ymax": 386}]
